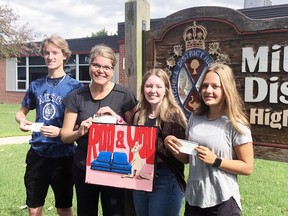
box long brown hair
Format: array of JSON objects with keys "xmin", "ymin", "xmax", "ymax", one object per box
[
  {"xmin": 138, "ymin": 68, "xmax": 187, "ymax": 129},
  {"xmin": 196, "ymin": 63, "xmax": 250, "ymax": 134}
]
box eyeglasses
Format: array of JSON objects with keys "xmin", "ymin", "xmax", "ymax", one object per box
[{"xmin": 90, "ymin": 63, "xmax": 113, "ymax": 73}]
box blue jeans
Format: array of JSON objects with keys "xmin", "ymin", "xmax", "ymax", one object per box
[{"xmin": 133, "ymin": 164, "xmax": 184, "ymax": 216}]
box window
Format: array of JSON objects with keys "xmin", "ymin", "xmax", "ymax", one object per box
[
  {"xmin": 29, "ymin": 56, "xmax": 45, "ymax": 65},
  {"xmin": 15, "ymin": 54, "xmax": 87, "ymax": 91},
  {"xmin": 16, "ymin": 56, "xmax": 47, "ymax": 90},
  {"xmin": 79, "ymin": 54, "xmax": 90, "ymax": 84},
  {"xmin": 12, "ymin": 52, "xmax": 118, "ymax": 91},
  {"xmin": 17, "ymin": 57, "xmax": 27, "ymax": 90}
]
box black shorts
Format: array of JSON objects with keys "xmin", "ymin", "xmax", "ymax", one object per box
[
  {"xmin": 24, "ymin": 147, "xmax": 74, "ymax": 208},
  {"xmin": 184, "ymin": 197, "xmax": 241, "ymax": 216}
]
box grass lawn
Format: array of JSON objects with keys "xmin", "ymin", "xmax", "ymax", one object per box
[
  {"xmin": 0, "ymin": 143, "xmax": 287, "ymax": 216},
  {"xmin": 0, "ymin": 144, "xmax": 77, "ymax": 216},
  {"xmin": 0, "ymin": 104, "xmax": 287, "ymax": 215},
  {"xmin": 0, "ymin": 103, "xmax": 35, "ymax": 137}
]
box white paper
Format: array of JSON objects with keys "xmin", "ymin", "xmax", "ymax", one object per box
[
  {"xmin": 27, "ymin": 122, "xmax": 44, "ymax": 132},
  {"xmin": 178, "ymin": 139, "xmax": 198, "ymax": 155},
  {"xmin": 92, "ymin": 114, "xmax": 118, "ymax": 124}
]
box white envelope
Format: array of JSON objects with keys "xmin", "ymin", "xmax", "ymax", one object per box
[
  {"xmin": 92, "ymin": 114, "xmax": 118, "ymax": 124},
  {"xmin": 27, "ymin": 122, "xmax": 44, "ymax": 132},
  {"xmin": 178, "ymin": 139, "xmax": 198, "ymax": 155}
]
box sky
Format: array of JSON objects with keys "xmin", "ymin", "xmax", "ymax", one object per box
[{"xmin": 0, "ymin": 0, "xmax": 287, "ymax": 41}]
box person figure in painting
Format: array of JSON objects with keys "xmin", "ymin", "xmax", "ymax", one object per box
[
  {"xmin": 60, "ymin": 44, "xmax": 138, "ymax": 216},
  {"xmin": 132, "ymin": 68, "xmax": 187, "ymax": 216},
  {"xmin": 15, "ymin": 34, "xmax": 83, "ymax": 216},
  {"xmin": 165, "ymin": 63, "xmax": 254, "ymax": 216}
]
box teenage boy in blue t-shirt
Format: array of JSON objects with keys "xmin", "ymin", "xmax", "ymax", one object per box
[{"xmin": 15, "ymin": 34, "xmax": 83, "ymax": 216}]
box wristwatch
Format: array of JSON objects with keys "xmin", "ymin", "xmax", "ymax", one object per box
[{"xmin": 212, "ymin": 157, "xmax": 222, "ymax": 168}]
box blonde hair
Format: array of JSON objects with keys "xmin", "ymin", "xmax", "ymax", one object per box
[
  {"xmin": 89, "ymin": 44, "xmax": 117, "ymax": 67},
  {"xmin": 138, "ymin": 68, "xmax": 187, "ymax": 129},
  {"xmin": 197, "ymin": 63, "xmax": 250, "ymax": 134},
  {"xmin": 40, "ymin": 34, "xmax": 71, "ymax": 65}
]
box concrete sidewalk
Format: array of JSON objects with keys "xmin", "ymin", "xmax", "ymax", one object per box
[{"xmin": 0, "ymin": 135, "xmax": 30, "ymax": 145}]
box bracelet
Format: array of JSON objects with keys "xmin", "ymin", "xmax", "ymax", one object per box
[{"xmin": 117, "ymin": 116, "xmax": 124, "ymax": 124}]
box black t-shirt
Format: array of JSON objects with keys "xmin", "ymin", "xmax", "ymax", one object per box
[{"xmin": 63, "ymin": 83, "xmax": 137, "ymax": 170}]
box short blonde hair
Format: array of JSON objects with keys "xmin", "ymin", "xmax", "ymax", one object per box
[
  {"xmin": 89, "ymin": 44, "xmax": 117, "ymax": 67},
  {"xmin": 40, "ymin": 34, "xmax": 71, "ymax": 64}
]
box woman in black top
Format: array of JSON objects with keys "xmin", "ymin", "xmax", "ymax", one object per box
[{"xmin": 61, "ymin": 44, "xmax": 137, "ymax": 216}]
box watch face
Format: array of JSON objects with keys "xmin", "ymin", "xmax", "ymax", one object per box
[{"xmin": 213, "ymin": 157, "xmax": 222, "ymax": 168}]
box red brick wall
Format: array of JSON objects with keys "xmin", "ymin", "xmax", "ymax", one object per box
[
  {"xmin": 118, "ymin": 41, "xmax": 126, "ymax": 85},
  {"xmin": 1, "ymin": 91, "xmax": 25, "ymax": 104}
]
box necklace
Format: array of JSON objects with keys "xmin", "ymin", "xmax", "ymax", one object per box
[
  {"xmin": 148, "ymin": 113, "xmax": 159, "ymax": 118},
  {"xmin": 46, "ymin": 75, "xmax": 66, "ymax": 88}
]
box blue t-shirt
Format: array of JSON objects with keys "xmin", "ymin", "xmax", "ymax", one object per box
[{"xmin": 22, "ymin": 75, "xmax": 83, "ymax": 158}]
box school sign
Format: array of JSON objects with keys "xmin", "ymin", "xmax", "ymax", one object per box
[{"xmin": 144, "ymin": 6, "xmax": 288, "ymax": 162}]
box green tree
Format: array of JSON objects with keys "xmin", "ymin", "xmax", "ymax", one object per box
[
  {"xmin": 0, "ymin": 5, "xmax": 40, "ymax": 60},
  {"xmin": 90, "ymin": 28, "xmax": 108, "ymax": 37}
]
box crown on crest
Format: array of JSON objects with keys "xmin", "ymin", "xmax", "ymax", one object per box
[{"xmin": 183, "ymin": 21, "xmax": 207, "ymax": 51}]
